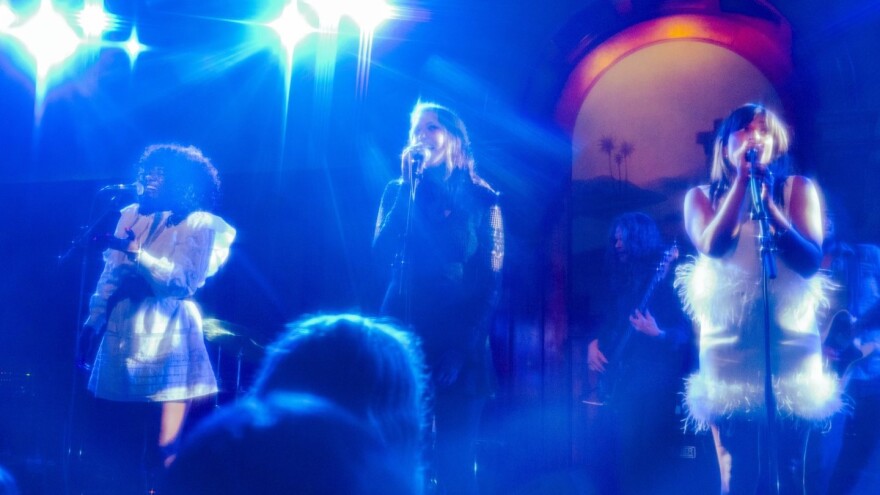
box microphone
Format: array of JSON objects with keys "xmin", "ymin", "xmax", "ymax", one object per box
[
  {"xmin": 411, "ymin": 148, "xmax": 425, "ymax": 164},
  {"xmin": 745, "ymin": 146, "xmax": 767, "ymax": 217},
  {"xmin": 99, "ymin": 182, "xmax": 144, "ymax": 195},
  {"xmin": 745, "ymin": 147, "xmax": 760, "ymax": 164},
  {"xmin": 408, "ymin": 145, "xmax": 430, "ymax": 179}
]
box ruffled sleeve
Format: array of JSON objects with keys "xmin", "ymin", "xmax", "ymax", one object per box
[
  {"xmin": 84, "ymin": 204, "xmax": 141, "ymax": 329},
  {"xmin": 135, "ymin": 212, "xmax": 236, "ymax": 298}
]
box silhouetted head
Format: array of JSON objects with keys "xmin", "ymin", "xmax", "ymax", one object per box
[
  {"xmin": 165, "ymin": 393, "xmax": 421, "ymax": 495},
  {"xmin": 252, "ymin": 314, "xmax": 427, "ymax": 462}
]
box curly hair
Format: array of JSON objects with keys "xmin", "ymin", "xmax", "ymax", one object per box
[{"xmin": 137, "ymin": 144, "xmax": 221, "ymax": 220}]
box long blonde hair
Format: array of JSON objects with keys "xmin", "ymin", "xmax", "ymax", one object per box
[{"xmin": 401, "ymin": 102, "xmax": 482, "ymax": 184}]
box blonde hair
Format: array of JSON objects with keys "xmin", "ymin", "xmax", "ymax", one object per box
[{"xmin": 402, "ymin": 101, "xmax": 479, "ymax": 183}]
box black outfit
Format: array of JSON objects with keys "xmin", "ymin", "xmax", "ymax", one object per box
[
  {"xmin": 807, "ymin": 242, "xmax": 880, "ymax": 494},
  {"xmin": 373, "ymin": 169, "xmax": 503, "ymax": 495},
  {"xmin": 589, "ymin": 254, "xmax": 693, "ymax": 495},
  {"xmin": 823, "ymin": 242, "xmax": 880, "ymax": 374},
  {"xmin": 164, "ymin": 395, "xmax": 418, "ymax": 495},
  {"xmin": 828, "ymin": 350, "xmax": 880, "ymax": 494}
]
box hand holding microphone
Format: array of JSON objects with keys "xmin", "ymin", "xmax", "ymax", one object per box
[{"xmin": 745, "ymin": 145, "xmax": 775, "ymax": 191}]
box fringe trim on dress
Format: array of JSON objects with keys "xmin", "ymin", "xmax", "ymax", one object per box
[{"xmin": 675, "ymin": 255, "xmax": 842, "ymax": 430}]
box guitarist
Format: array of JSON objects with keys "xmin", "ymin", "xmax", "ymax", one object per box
[
  {"xmin": 585, "ymin": 212, "xmax": 693, "ymax": 495},
  {"xmin": 819, "ymin": 207, "xmax": 880, "ymax": 375},
  {"xmin": 808, "ymin": 205, "xmax": 880, "ymax": 494}
]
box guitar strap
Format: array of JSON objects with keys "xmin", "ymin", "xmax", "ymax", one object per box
[{"xmin": 848, "ymin": 247, "xmax": 861, "ymax": 318}]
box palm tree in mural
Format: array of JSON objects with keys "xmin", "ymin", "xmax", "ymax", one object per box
[
  {"xmin": 614, "ymin": 153, "xmax": 624, "ymax": 192},
  {"xmin": 599, "ymin": 136, "xmax": 616, "ymax": 179},
  {"xmin": 619, "ymin": 141, "xmax": 634, "ymax": 183}
]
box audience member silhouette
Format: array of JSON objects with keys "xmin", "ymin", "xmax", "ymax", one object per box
[
  {"xmin": 165, "ymin": 392, "xmax": 416, "ymax": 495},
  {"xmin": 251, "ymin": 314, "xmax": 427, "ymax": 470},
  {"xmin": 167, "ymin": 314, "xmax": 428, "ymax": 494}
]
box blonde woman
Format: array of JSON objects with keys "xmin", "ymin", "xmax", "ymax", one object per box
[{"xmin": 373, "ymin": 102, "xmax": 504, "ymax": 495}]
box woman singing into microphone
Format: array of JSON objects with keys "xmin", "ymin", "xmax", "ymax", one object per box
[
  {"xmin": 82, "ymin": 144, "xmax": 236, "ymax": 489},
  {"xmin": 373, "ymin": 101, "xmax": 504, "ymax": 495},
  {"xmin": 675, "ymin": 104, "xmax": 841, "ymax": 494}
]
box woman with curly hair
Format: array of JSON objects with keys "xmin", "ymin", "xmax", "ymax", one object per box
[{"xmin": 83, "ymin": 144, "xmax": 236, "ymax": 476}]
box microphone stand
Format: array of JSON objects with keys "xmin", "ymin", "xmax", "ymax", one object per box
[
  {"xmin": 397, "ymin": 155, "xmax": 421, "ymax": 325},
  {"xmin": 747, "ymin": 149, "xmax": 779, "ymax": 494},
  {"xmin": 58, "ymin": 189, "xmax": 129, "ymax": 494}
]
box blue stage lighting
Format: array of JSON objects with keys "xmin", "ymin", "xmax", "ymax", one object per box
[
  {"xmin": 344, "ymin": 0, "xmax": 393, "ymax": 32},
  {"xmin": 77, "ymin": 1, "xmax": 110, "ymax": 38},
  {"xmin": 120, "ymin": 26, "xmax": 145, "ymax": 66},
  {"xmin": 269, "ymin": 1, "xmax": 315, "ymax": 56},
  {"xmin": 301, "ymin": 0, "xmax": 393, "ymax": 32},
  {"xmin": 0, "ymin": 2, "xmax": 15, "ymax": 32},
  {"xmin": 302, "ymin": 0, "xmax": 345, "ymax": 29},
  {"xmin": 9, "ymin": 0, "xmax": 80, "ymax": 78}
]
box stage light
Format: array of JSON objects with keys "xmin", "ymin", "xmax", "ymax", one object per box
[
  {"xmin": 0, "ymin": 2, "xmax": 15, "ymax": 32},
  {"xmin": 9, "ymin": 0, "xmax": 81, "ymax": 78},
  {"xmin": 269, "ymin": 1, "xmax": 315, "ymax": 56},
  {"xmin": 302, "ymin": 0, "xmax": 393, "ymax": 31},
  {"xmin": 302, "ymin": 0, "xmax": 345, "ymax": 29},
  {"xmin": 120, "ymin": 26, "xmax": 145, "ymax": 66},
  {"xmin": 77, "ymin": 1, "xmax": 110, "ymax": 39},
  {"xmin": 345, "ymin": 0, "xmax": 393, "ymax": 32}
]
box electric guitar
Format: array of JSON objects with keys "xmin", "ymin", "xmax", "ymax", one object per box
[
  {"xmin": 822, "ymin": 308, "xmax": 860, "ymax": 376},
  {"xmin": 588, "ymin": 241, "xmax": 680, "ymax": 406}
]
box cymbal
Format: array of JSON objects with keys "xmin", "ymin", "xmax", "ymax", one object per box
[{"xmin": 203, "ymin": 318, "xmax": 265, "ymax": 360}]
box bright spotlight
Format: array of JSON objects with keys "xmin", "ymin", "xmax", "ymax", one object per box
[
  {"xmin": 302, "ymin": 0, "xmax": 345, "ymax": 29},
  {"xmin": 269, "ymin": 1, "xmax": 314, "ymax": 55},
  {"xmin": 12, "ymin": 0, "xmax": 81, "ymax": 77},
  {"xmin": 121, "ymin": 26, "xmax": 145, "ymax": 65},
  {"xmin": 302, "ymin": 0, "xmax": 392, "ymax": 31},
  {"xmin": 77, "ymin": 2, "xmax": 110, "ymax": 38},
  {"xmin": 346, "ymin": 0, "xmax": 393, "ymax": 32},
  {"xmin": 0, "ymin": 2, "xmax": 16, "ymax": 32}
]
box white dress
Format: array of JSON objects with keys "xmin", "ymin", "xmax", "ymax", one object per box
[
  {"xmin": 85, "ymin": 204, "xmax": 236, "ymax": 402},
  {"xmin": 675, "ymin": 183, "xmax": 841, "ymax": 429}
]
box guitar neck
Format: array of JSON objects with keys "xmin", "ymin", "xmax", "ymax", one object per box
[
  {"xmin": 637, "ymin": 272, "xmax": 662, "ymax": 313},
  {"xmin": 636, "ymin": 244, "xmax": 677, "ymax": 313}
]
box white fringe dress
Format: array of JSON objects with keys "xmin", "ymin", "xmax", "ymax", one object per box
[{"xmin": 675, "ymin": 186, "xmax": 841, "ymax": 430}]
